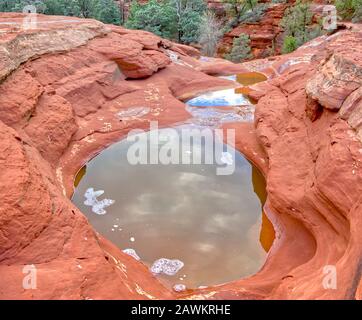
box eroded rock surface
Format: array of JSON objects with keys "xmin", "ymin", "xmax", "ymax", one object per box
[
  {"xmin": 0, "ymin": 13, "xmax": 361, "ymax": 300},
  {"xmin": 218, "ymin": 2, "xmax": 289, "ymax": 59},
  {"xmin": 0, "ymin": 14, "xmax": 233, "ymax": 300}
]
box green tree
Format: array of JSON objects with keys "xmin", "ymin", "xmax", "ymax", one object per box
[
  {"xmin": 125, "ymin": 0, "xmax": 205, "ymax": 44},
  {"xmin": 0, "ymin": 0, "xmax": 122, "ymax": 25},
  {"xmin": 172, "ymin": 0, "xmax": 206, "ymax": 43},
  {"xmin": 43, "ymin": 0, "xmax": 80, "ymax": 16},
  {"xmin": 280, "ymin": 0, "xmax": 323, "ymax": 52},
  {"xmin": 95, "ymin": 0, "xmax": 121, "ymax": 25},
  {"xmin": 0, "ymin": 0, "xmax": 47, "ymax": 12},
  {"xmin": 125, "ymin": 0, "xmax": 177, "ymax": 38},
  {"xmin": 0, "ymin": 0, "xmax": 19, "ymax": 11},
  {"xmin": 74, "ymin": 0, "xmax": 98, "ymax": 18},
  {"xmin": 335, "ymin": 0, "xmax": 362, "ymax": 22},
  {"xmin": 282, "ymin": 35, "xmax": 298, "ymax": 54},
  {"xmin": 223, "ymin": 0, "xmax": 258, "ymax": 19},
  {"xmin": 281, "ymin": 0, "xmax": 313, "ymax": 43},
  {"xmin": 224, "ymin": 33, "xmax": 252, "ymax": 62},
  {"xmin": 179, "ymin": 9, "xmax": 202, "ymax": 43}
]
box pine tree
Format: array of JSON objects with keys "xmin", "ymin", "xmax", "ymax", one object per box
[
  {"xmin": 335, "ymin": 0, "xmax": 362, "ymax": 22},
  {"xmin": 225, "ymin": 33, "xmax": 252, "ymax": 63},
  {"xmin": 281, "ymin": 0, "xmax": 313, "ymax": 44},
  {"xmin": 282, "ymin": 36, "xmax": 298, "ymax": 54},
  {"xmin": 280, "ymin": 0, "xmax": 323, "ymax": 53},
  {"xmin": 96, "ymin": 0, "xmax": 121, "ymax": 25},
  {"xmin": 222, "ymin": 0, "xmax": 258, "ymax": 19},
  {"xmin": 125, "ymin": 0, "xmax": 205, "ymax": 44}
]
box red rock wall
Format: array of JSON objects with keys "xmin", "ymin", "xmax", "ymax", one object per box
[
  {"xmin": 0, "ymin": 13, "xmax": 361, "ymax": 300},
  {"xmin": 218, "ymin": 1, "xmax": 291, "ymax": 59},
  {"xmin": 217, "ymin": 0, "xmax": 337, "ymax": 60}
]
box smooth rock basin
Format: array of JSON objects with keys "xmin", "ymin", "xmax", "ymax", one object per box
[
  {"xmin": 184, "ymin": 72, "xmax": 266, "ymax": 127},
  {"xmin": 72, "ymin": 127, "xmax": 272, "ymax": 290}
]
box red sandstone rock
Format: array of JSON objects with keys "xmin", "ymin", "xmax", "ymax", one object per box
[
  {"xmin": 0, "ymin": 14, "xmax": 109, "ymax": 82},
  {"xmin": 0, "ymin": 69, "xmax": 43, "ymax": 127},
  {"xmin": 218, "ymin": 2, "xmax": 290, "ymax": 60},
  {"xmin": 195, "ymin": 57, "xmax": 249, "ymax": 75},
  {"xmin": 89, "ymin": 33, "xmax": 171, "ymax": 79},
  {"xmin": 306, "ymin": 53, "xmax": 362, "ymax": 111},
  {"xmin": 0, "ymin": 14, "xmax": 234, "ymax": 300},
  {"xmin": 0, "ymin": 13, "xmax": 361, "ymax": 300},
  {"xmin": 340, "ymin": 87, "xmax": 362, "ymax": 141},
  {"xmin": 23, "ymin": 94, "xmax": 78, "ymax": 166}
]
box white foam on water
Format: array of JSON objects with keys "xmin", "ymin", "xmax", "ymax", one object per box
[
  {"xmin": 123, "ymin": 248, "xmax": 141, "ymax": 261},
  {"xmin": 173, "ymin": 284, "xmax": 187, "ymax": 292},
  {"xmin": 84, "ymin": 188, "xmax": 115, "ymax": 215},
  {"xmin": 150, "ymin": 258, "xmax": 184, "ymax": 276},
  {"xmin": 221, "ymin": 152, "xmax": 234, "ymax": 166}
]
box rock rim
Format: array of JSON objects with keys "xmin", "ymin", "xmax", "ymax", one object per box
[{"xmin": 0, "ymin": 14, "xmax": 361, "ymax": 300}]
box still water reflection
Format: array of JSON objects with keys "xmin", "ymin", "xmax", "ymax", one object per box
[{"xmin": 72, "ymin": 128, "xmax": 272, "ymax": 289}]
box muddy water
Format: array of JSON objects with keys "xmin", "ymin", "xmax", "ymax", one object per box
[
  {"xmin": 72, "ymin": 72, "xmax": 273, "ymax": 290},
  {"xmin": 72, "ymin": 127, "xmax": 270, "ymax": 290},
  {"xmin": 185, "ymin": 89, "xmax": 254, "ymax": 127},
  {"xmin": 185, "ymin": 72, "xmax": 267, "ymax": 127},
  {"xmin": 220, "ymin": 72, "xmax": 268, "ymax": 86}
]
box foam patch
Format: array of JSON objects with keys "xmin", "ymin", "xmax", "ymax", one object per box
[
  {"xmin": 150, "ymin": 258, "xmax": 184, "ymax": 276},
  {"xmin": 221, "ymin": 152, "xmax": 234, "ymax": 166},
  {"xmin": 84, "ymin": 188, "xmax": 115, "ymax": 215},
  {"xmin": 173, "ymin": 284, "xmax": 187, "ymax": 292},
  {"xmin": 123, "ymin": 248, "xmax": 141, "ymax": 261}
]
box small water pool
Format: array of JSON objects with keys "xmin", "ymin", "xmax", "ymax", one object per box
[
  {"xmin": 185, "ymin": 72, "xmax": 267, "ymax": 127},
  {"xmin": 187, "ymin": 89, "xmax": 250, "ymax": 108},
  {"xmin": 72, "ymin": 127, "xmax": 272, "ymax": 290}
]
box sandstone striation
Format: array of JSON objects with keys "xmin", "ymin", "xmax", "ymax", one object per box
[
  {"xmin": 217, "ymin": 1, "xmax": 290, "ymax": 59},
  {"xmin": 0, "ymin": 13, "xmax": 361, "ymax": 300}
]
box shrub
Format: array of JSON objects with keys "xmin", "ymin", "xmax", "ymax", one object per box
[
  {"xmin": 280, "ymin": 0, "xmax": 325, "ymax": 53},
  {"xmin": 282, "ymin": 35, "xmax": 298, "ymax": 53},
  {"xmin": 125, "ymin": 0, "xmax": 206, "ymax": 44},
  {"xmin": 335, "ymin": 0, "xmax": 362, "ymax": 22},
  {"xmin": 199, "ymin": 11, "xmax": 224, "ymax": 56},
  {"xmin": 0, "ymin": 0, "xmax": 123, "ymax": 25},
  {"xmin": 223, "ymin": 0, "xmax": 259, "ymax": 20},
  {"xmin": 125, "ymin": 0, "xmax": 177, "ymax": 38},
  {"xmin": 281, "ymin": 0, "xmax": 313, "ymax": 41},
  {"xmin": 224, "ymin": 33, "xmax": 252, "ymax": 62},
  {"xmin": 239, "ymin": 3, "xmax": 268, "ymax": 23}
]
